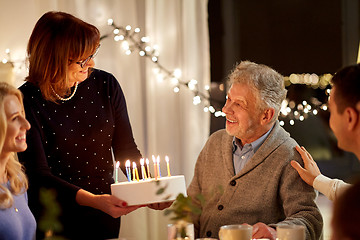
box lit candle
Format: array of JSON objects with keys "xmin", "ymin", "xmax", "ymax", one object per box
[
  {"xmin": 165, "ymin": 156, "xmax": 171, "ymax": 177},
  {"xmin": 115, "ymin": 161, "xmax": 120, "ymax": 183},
  {"xmin": 132, "ymin": 162, "xmax": 136, "ymax": 181},
  {"xmin": 152, "ymin": 155, "xmax": 158, "ymax": 180},
  {"xmin": 133, "ymin": 162, "xmax": 139, "ymax": 181},
  {"xmin": 134, "ymin": 163, "xmax": 140, "ymax": 182},
  {"xmin": 157, "ymin": 155, "xmax": 162, "ymax": 177},
  {"xmin": 125, "ymin": 160, "xmax": 131, "ymax": 182},
  {"xmin": 146, "ymin": 158, "xmax": 150, "ymax": 179},
  {"xmin": 140, "ymin": 158, "xmax": 147, "ymax": 180}
]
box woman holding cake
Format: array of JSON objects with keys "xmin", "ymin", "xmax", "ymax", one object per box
[
  {"xmin": 17, "ymin": 11, "xmax": 143, "ymax": 239},
  {"xmin": 0, "ymin": 82, "xmax": 36, "ymax": 240}
]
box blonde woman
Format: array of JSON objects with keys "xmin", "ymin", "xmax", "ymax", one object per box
[{"xmin": 0, "ymin": 82, "xmax": 35, "ymax": 240}]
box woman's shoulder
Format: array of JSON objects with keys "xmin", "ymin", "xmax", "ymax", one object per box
[
  {"xmin": 19, "ymin": 81, "xmax": 37, "ymax": 92},
  {"xmin": 18, "ymin": 82, "xmax": 41, "ymax": 100},
  {"xmin": 91, "ymin": 68, "xmax": 116, "ymax": 81},
  {"xmin": 90, "ymin": 68, "xmax": 122, "ymax": 91}
]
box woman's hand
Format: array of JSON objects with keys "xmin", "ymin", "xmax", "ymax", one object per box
[
  {"xmin": 93, "ymin": 194, "xmax": 143, "ymax": 218},
  {"xmin": 76, "ymin": 189, "xmax": 143, "ymax": 218},
  {"xmin": 291, "ymin": 145, "xmax": 321, "ymax": 186}
]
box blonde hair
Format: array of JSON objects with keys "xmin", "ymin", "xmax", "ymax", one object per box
[{"xmin": 0, "ymin": 82, "xmax": 28, "ymax": 209}]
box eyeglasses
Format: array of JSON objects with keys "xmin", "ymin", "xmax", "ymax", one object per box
[{"xmin": 76, "ymin": 45, "xmax": 100, "ymax": 68}]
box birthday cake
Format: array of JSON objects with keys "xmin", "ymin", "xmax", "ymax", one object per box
[{"xmin": 111, "ymin": 175, "xmax": 187, "ymax": 206}]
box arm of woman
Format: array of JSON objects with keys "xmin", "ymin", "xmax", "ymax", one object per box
[
  {"xmin": 75, "ymin": 189, "xmax": 142, "ymax": 218},
  {"xmin": 290, "ymin": 145, "xmax": 321, "ymax": 186},
  {"xmin": 108, "ymin": 74, "xmax": 142, "ymax": 174}
]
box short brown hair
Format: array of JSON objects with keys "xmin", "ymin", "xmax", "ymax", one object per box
[
  {"xmin": 331, "ymin": 64, "xmax": 360, "ymax": 114},
  {"xmin": 26, "ymin": 11, "xmax": 100, "ymax": 102}
]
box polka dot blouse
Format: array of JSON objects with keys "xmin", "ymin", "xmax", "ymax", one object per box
[{"xmin": 18, "ymin": 68, "xmax": 142, "ymax": 210}]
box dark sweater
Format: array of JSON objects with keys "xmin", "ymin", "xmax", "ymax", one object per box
[{"xmin": 18, "ymin": 69, "xmax": 142, "ymax": 239}]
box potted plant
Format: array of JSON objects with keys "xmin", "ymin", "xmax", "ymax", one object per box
[{"xmin": 156, "ymin": 183, "xmax": 205, "ymax": 240}]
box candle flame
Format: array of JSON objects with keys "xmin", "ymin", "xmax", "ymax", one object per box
[
  {"xmin": 132, "ymin": 162, "xmax": 137, "ymax": 168},
  {"xmin": 140, "ymin": 158, "xmax": 144, "ymax": 165},
  {"xmin": 116, "ymin": 161, "xmax": 120, "ymax": 168},
  {"xmin": 125, "ymin": 160, "xmax": 131, "ymax": 168},
  {"xmin": 152, "ymin": 155, "xmax": 156, "ymax": 163},
  {"xmin": 165, "ymin": 156, "xmax": 169, "ymax": 163},
  {"xmin": 156, "ymin": 155, "xmax": 160, "ymax": 163},
  {"xmin": 146, "ymin": 158, "xmax": 149, "ymax": 164}
]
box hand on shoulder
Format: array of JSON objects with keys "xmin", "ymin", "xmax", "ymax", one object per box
[{"xmin": 290, "ymin": 146, "xmax": 321, "ymax": 186}]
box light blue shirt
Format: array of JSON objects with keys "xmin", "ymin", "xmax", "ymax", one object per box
[
  {"xmin": 0, "ymin": 182, "xmax": 36, "ymax": 240},
  {"xmin": 232, "ymin": 125, "xmax": 273, "ymax": 174}
]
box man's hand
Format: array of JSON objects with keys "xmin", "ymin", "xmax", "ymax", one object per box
[
  {"xmin": 291, "ymin": 145, "xmax": 321, "ymax": 186},
  {"xmin": 147, "ymin": 201, "xmax": 173, "ymax": 210},
  {"xmin": 252, "ymin": 222, "xmax": 276, "ymax": 240}
]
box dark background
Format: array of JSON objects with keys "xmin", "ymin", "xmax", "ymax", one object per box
[{"xmin": 208, "ymin": 0, "xmax": 360, "ymax": 182}]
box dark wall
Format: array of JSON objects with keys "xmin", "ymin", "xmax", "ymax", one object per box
[{"xmin": 209, "ymin": 0, "xmax": 344, "ymax": 82}]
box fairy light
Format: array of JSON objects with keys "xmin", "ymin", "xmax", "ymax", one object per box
[
  {"xmin": 156, "ymin": 73, "xmax": 164, "ymax": 83},
  {"xmin": 121, "ymin": 41, "xmax": 129, "ymax": 50},
  {"xmin": 104, "ymin": 19, "xmax": 224, "ymax": 117},
  {"xmin": 104, "ymin": 19, "xmax": 334, "ymax": 121},
  {"xmin": 193, "ymin": 96, "xmax": 201, "ymax": 105},
  {"xmin": 188, "ymin": 79, "xmax": 198, "ymax": 91},
  {"xmin": 141, "ymin": 37, "xmax": 150, "ymax": 43},
  {"xmin": 279, "ymin": 96, "xmax": 329, "ymax": 126},
  {"xmin": 171, "ymin": 78, "xmax": 179, "ymax": 85},
  {"xmin": 209, "ymin": 106, "xmax": 215, "ymax": 113},
  {"xmin": 173, "ymin": 69, "xmax": 182, "ymax": 78}
]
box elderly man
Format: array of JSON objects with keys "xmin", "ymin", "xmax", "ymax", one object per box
[
  {"xmin": 187, "ymin": 61, "xmax": 323, "ymax": 240},
  {"xmin": 291, "ymin": 64, "xmax": 360, "ymax": 200}
]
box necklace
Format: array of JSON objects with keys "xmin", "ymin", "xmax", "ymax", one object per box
[{"xmin": 51, "ymin": 82, "xmax": 79, "ymax": 101}]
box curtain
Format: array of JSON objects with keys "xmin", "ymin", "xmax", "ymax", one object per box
[{"xmin": 0, "ymin": 0, "xmax": 210, "ymax": 239}]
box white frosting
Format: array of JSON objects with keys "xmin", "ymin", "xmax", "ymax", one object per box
[{"xmin": 111, "ymin": 175, "xmax": 187, "ymax": 206}]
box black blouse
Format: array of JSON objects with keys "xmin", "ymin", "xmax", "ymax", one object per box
[{"xmin": 18, "ymin": 69, "xmax": 142, "ymax": 239}]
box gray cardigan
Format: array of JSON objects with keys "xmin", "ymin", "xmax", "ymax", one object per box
[{"xmin": 187, "ymin": 121, "xmax": 323, "ymax": 240}]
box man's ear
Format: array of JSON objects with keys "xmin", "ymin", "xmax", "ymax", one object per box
[
  {"xmin": 261, "ymin": 108, "xmax": 275, "ymax": 125},
  {"xmin": 345, "ymin": 106, "xmax": 359, "ymax": 131}
]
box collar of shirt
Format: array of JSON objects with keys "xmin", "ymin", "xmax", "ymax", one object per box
[{"xmin": 232, "ymin": 124, "xmax": 274, "ymax": 174}]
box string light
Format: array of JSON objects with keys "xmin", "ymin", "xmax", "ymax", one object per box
[
  {"xmin": 2, "ymin": 20, "xmax": 333, "ymax": 123},
  {"xmin": 104, "ymin": 19, "xmax": 223, "ymax": 117},
  {"xmin": 279, "ymin": 97, "xmax": 329, "ymax": 126},
  {"xmin": 104, "ymin": 19, "xmax": 333, "ymax": 122}
]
